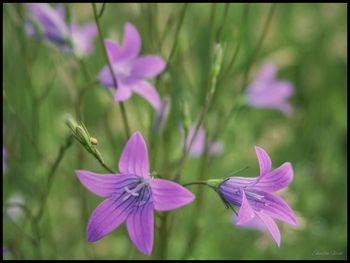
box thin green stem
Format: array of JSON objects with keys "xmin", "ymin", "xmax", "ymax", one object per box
[
  {"xmin": 34, "ymin": 134, "xmax": 74, "ymax": 223},
  {"xmin": 240, "ymin": 3, "xmax": 276, "ymax": 94},
  {"xmin": 167, "ymin": 4, "xmax": 188, "ymax": 66},
  {"xmin": 182, "ymin": 181, "xmax": 208, "ymax": 187},
  {"xmin": 92, "ymin": 3, "xmax": 131, "ymax": 139},
  {"xmin": 182, "ymin": 149, "xmax": 211, "ymax": 259},
  {"xmin": 216, "ymin": 3, "xmax": 230, "ymax": 42}
]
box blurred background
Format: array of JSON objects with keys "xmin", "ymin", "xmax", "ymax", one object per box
[{"xmin": 3, "ymin": 3, "xmax": 347, "ymax": 259}]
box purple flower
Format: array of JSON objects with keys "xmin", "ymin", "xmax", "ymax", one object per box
[
  {"xmin": 98, "ymin": 23, "xmax": 166, "ymax": 110},
  {"xmin": 218, "ymin": 146, "xmax": 297, "ymax": 246},
  {"xmin": 186, "ymin": 125, "xmax": 224, "ymax": 157},
  {"xmin": 246, "ymin": 62, "xmax": 294, "ymax": 115},
  {"xmin": 25, "ymin": 3, "xmax": 97, "ymax": 57},
  {"xmin": 76, "ymin": 132, "xmax": 195, "ymax": 256}
]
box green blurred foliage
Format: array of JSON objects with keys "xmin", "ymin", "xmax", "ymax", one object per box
[{"xmin": 3, "ymin": 3, "xmax": 347, "ymax": 259}]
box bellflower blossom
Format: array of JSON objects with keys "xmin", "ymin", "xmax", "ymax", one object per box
[
  {"xmin": 245, "ymin": 63, "xmax": 294, "ymax": 115},
  {"xmin": 98, "ymin": 23, "xmax": 166, "ymax": 110},
  {"xmin": 76, "ymin": 132, "xmax": 195, "ymax": 255},
  {"xmin": 217, "ymin": 146, "xmax": 297, "ymax": 246},
  {"xmin": 186, "ymin": 125, "xmax": 224, "ymax": 157},
  {"xmin": 25, "ymin": 3, "xmax": 97, "ymax": 57}
]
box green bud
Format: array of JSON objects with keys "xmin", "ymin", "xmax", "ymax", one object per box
[{"xmin": 206, "ymin": 179, "xmax": 225, "ymax": 188}]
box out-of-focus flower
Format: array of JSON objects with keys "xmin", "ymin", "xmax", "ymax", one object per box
[
  {"xmin": 245, "ymin": 62, "xmax": 294, "ymax": 115},
  {"xmin": 152, "ymin": 96, "xmax": 170, "ymax": 133},
  {"xmin": 98, "ymin": 23, "xmax": 166, "ymax": 110},
  {"xmin": 214, "ymin": 146, "xmax": 297, "ymax": 246},
  {"xmin": 6, "ymin": 193, "xmax": 25, "ymax": 221},
  {"xmin": 185, "ymin": 125, "xmax": 224, "ymax": 157},
  {"xmin": 76, "ymin": 132, "xmax": 194, "ymax": 255},
  {"xmin": 25, "ymin": 3, "xmax": 97, "ymax": 57}
]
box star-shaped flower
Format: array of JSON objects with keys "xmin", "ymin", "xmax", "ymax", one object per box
[{"xmin": 76, "ymin": 132, "xmax": 195, "ymax": 255}]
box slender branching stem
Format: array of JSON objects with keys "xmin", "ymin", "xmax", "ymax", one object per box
[{"xmin": 92, "ymin": 3, "xmax": 131, "ymax": 139}]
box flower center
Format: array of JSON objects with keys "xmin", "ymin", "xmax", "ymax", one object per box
[
  {"xmin": 121, "ymin": 179, "xmax": 152, "ymax": 207},
  {"xmin": 113, "ymin": 62, "xmax": 131, "ymax": 82}
]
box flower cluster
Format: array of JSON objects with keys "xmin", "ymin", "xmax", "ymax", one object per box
[
  {"xmin": 23, "ymin": 3, "xmax": 297, "ymax": 257},
  {"xmin": 25, "ymin": 3, "xmax": 97, "ymax": 57}
]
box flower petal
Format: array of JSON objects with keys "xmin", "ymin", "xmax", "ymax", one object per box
[
  {"xmin": 248, "ymin": 190, "xmax": 297, "ymax": 226},
  {"xmin": 98, "ymin": 65, "xmax": 114, "ymax": 88},
  {"xmin": 104, "ymin": 39, "xmax": 122, "ymax": 63},
  {"xmin": 236, "ymin": 189, "xmax": 255, "ymax": 225},
  {"xmin": 115, "ymin": 83, "xmax": 133, "ymax": 101},
  {"xmin": 131, "ymin": 81, "xmax": 161, "ymax": 110},
  {"xmin": 256, "ymin": 211, "xmax": 281, "ymax": 247},
  {"xmin": 251, "ymin": 162, "xmax": 294, "ymax": 192},
  {"xmin": 75, "ymin": 171, "xmax": 136, "ymax": 198},
  {"xmin": 119, "ymin": 22, "xmax": 141, "ymax": 61},
  {"xmin": 150, "ymin": 179, "xmax": 195, "ymax": 211},
  {"xmin": 255, "ymin": 146, "xmax": 272, "ymax": 176},
  {"xmin": 131, "ymin": 56, "xmax": 166, "ymax": 79},
  {"xmin": 126, "ymin": 202, "xmax": 154, "ymax": 256},
  {"xmin": 256, "ymin": 62, "xmax": 276, "ymax": 82},
  {"xmin": 118, "ymin": 132, "xmax": 150, "ymax": 179},
  {"xmin": 87, "ymin": 195, "xmax": 132, "ymax": 242},
  {"xmin": 186, "ymin": 126, "xmax": 206, "ymax": 157},
  {"xmin": 28, "ymin": 3, "xmax": 69, "ymax": 39},
  {"xmin": 71, "ymin": 22, "xmax": 97, "ymax": 56}
]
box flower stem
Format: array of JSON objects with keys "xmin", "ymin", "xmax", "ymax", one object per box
[
  {"xmin": 34, "ymin": 134, "xmax": 74, "ymax": 223},
  {"xmin": 182, "ymin": 181, "xmax": 208, "ymax": 187},
  {"xmin": 91, "ymin": 3, "xmax": 131, "ymax": 139}
]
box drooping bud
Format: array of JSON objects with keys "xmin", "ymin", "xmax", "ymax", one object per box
[{"xmin": 65, "ymin": 114, "xmax": 105, "ymax": 164}]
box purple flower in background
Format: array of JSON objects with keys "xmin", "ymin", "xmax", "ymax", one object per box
[
  {"xmin": 76, "ymin": 132, "xmax": 194, "ymax": 255},
  {"xmin": 98, "ymin": 23, "xmax": 166, "ymax": 110},
  {"xmin": 246, "ymin": 62, "xmax": 294, "ymax": 115},
  {"xmin": 218, "ymin": 146, "xmax": 297, "ymax": 246},
  {"xmin": 186, "ymin": 125, "xmax": 224, "ymax": 157},
  {"xmin": 25, "ymin": 3, "xmax": 97, "ymax": 57}
]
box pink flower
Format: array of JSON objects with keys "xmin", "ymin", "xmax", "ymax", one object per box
[
  {"xmin": 218, "ymin": 146, "xmax": 297, "ymax": 246},
  {"xmin": 246, "ymin": 62, "xmax": 294, "ymax": 115},
  {"xmin": 76, "ymin": 132, "xmax": 194, "ymax": 255},
  {"xmin": 98, "ymin": 23, "xmax": 166, "ymax": 110}
]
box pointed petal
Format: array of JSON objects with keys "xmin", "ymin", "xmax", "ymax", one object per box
[
  {"xmin": 131, "ymin": 81, "xmax": 161, "ymax": 110},
  {"xmin": 115, "ymin": 83, "xmax": 133, "ymax": 101},
  {"xmin": 131, "ymin": 56, "xmax": 166, "ymax": 79},
  {"xmin": 75, "ymin": 171, "xmax": 139, "ymax": 198},
  {"xmin": 54, "ymin": 5, "xmax": 65, "ymax": 20},
  {"xmin": 236, "ymin": 189, "xmax": 255, "ymax": 225},
  {"xmin": 255, "ymin": 146, "xmax": 272, "ymax": 176},
  {"xmin": 98, "ymin": 65, "xmax": 114, "ymax": 88},
  {"xmin": 71, "ymin": 22, "xmax": 97, "ymax": 56},
  {"xmin": 150, "ymin": 179, "xmax": 195, "ymax": 211},
  {"xmin": 256, "ymin": 211, "xmax": 281, "ymax": 247},
  {"xmin": 257, "ymin": 62, "xmax": 276, "ymax": 82},
  {"xmin": 118, "ymin": 132, "xmax": 150, "ymax": 179},
  {"xmin": 119, "ymin": 22, "xmax": 141, "ymax": 61},
  {"xmin": 126, "ymin": 202, "xmax": 154, "ymax": 256},
  {"xmin": 87, "ymin": 195, "xmax": 132, "ymax": 242},
  {"xmin": 251, "ymin": 162, "xmax": 294, "ymax": 192},
  {"xmin": 104, "ymin": 39, "xmax": 122, "ymax": 63},
  {"xmin": 248, "ymin": 190, "xmax": 297, "ymax": 226}
]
